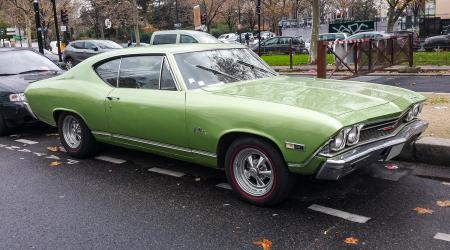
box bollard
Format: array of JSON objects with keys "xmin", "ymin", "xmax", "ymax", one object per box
[{"xmin": 316, "ymin": 40, "xmax": 327, "ymax": 79}]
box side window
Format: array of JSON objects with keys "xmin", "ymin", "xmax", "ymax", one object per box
[
  {"xmin": 85, "ymin": 42, "xmax": 97, "ymax": 50},
  {"xmin": 180, "ymin": 35, "xmax": 198, "ymax": 44},
  {"xmin": 264, "ymin": 38, "xmax": 278, "ymax": 45},
  {"xmin": 278, "ymin": 38, "xmax": 290, "ymax": 44},
  {"xmin": 72, "ymin": 42, "xmax": 85, "ymax": 49},
  {"xmin": 153, "ymin": 34, "xmax": 177, "ymax": 45},
  {"xmin": 95, "ymin": 58, "xmax": 121, "ymax": 86},
  {"xmin": 118, "ymin": 56, "xmax": 163, "ymax": 89},
  {"xmin": 160, "ymin": 58, "xmax": 177, "ymax": 90}
]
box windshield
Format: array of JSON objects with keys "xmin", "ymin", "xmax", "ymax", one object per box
[
  {"xmin": 174, "ymin": 48, "xmax": 277, "ymax": 89},
  {"xmin": 0, "ymin": 50, "xmax": 60, "ymax": 75},
  {"xmin": 96, "ymin": 40, "xmax": 122, "ymax": 49}
]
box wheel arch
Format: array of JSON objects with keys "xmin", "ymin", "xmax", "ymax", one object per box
[
  {"xmin": 52, "ymin": 108, "xmax": 91, "ymax": 129},
  {"xmin": 216, "ymin": 130, "xmax": 286, "ymax": 169}
]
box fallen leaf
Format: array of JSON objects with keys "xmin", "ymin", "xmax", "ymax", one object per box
[
  {"xmin": 47, "ymin": 146, "xmax": 60, "ymax": 152},
  {"xmin": 436, "ymin": 200, "xmax": 450, "ymax": 207},
  {"xmin": 49, "ymin": 161, "xmax": 61, "ymax": 167},
  {"xmin": 413, "ymin": 207, "xmax": 434, "ymax": 214},
  {"xmin": 253, "ymin": 239, "xmax": 272, "ymax": 250},
  {"xmin": 344, "ymin": 237, "xmax": 359, "ymax": 245}
]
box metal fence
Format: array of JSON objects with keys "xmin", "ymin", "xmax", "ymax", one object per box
[{"xmin": 317, "ymin": 34, "xmax": 413, "ymax": 78}]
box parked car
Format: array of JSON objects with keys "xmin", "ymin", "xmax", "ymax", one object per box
[
  {"xmin": 319, "ymin": 32, "xmax": 349, "ymax": 41},
  {"xmin": 150, "ymin": 30, "xmax": 220, "ymax": 45},
  {"xmin": 32, "ymin": 47, "xmax": 61, "ymax": 65},
  {"xmin": 251, "ymin": 36, "xmax": 306, "ymax": 54},
  {"xmin": 260, "ymin": 31, "xmax": 276, "ymax": 40},
  {"xmin": 63, "ymin": 40, "xmax": 122, "ymax": 69},
  {"xmin": 218, "ymin": 33, "xmax": 239, "ymax": 43},
  {"xmin": 25, "ymin": 44, "xmax": 427, "ymax": 206},
  {"xmin": 424, "ymin": 34, "xmax": 450, "ymax": 51},
  {"xmin": 391, "ymin": 30, "xmax": 420, "ymax": 49},
  {"xmin": 346, "ymin": 31, "xmax": 393, "ymax": 40},
  {"xmin": 0, "ymin": 48, "xmax": 63, "ymax": 135},
  {"xmin": 121, "ymin": 42, "xmax": 150, "ymax": 48}
]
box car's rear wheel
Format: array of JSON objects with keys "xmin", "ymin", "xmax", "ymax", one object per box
[
  {"xmin": 0, "ymin": 113, "xmax": 8, "ymax": 136},
  {"xmin": 224, "ymin": 137, "xmax": 295, "ymax": 206},
  {"xmin": 58, "ymin": 113, "xmax": 97, "ymax": 158}
]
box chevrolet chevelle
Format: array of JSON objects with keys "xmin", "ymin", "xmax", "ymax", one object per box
[{"xmin": 25, "ymin": 44, "xmax": 428, "ymax": 205}]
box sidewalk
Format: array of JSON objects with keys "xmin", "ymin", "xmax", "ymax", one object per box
[{"xmin": 272, "ymin": 65, "xmax": 450, "ymax": 76}]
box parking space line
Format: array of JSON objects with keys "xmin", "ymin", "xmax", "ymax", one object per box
[
  {"xmin": 434, "ymin": 233, "xmax": 450, "ymax": 242},
  {"xmin": 147, "ymin": 167, "xmax": 185, "ymax": 178},
  {"xmin": 216, "ymin": 182, "xmax": 232, "ymax": 190},
  {"xmin": 95, "ymin": 155, "xmax": 127, "ymax": 164},
  {"xmin": 308, "ymin": 204, "xmax": 371, "ymax": 223},
  {"xmin": 15, "ymin": 139, "xmax": 39, "ymax": 145}
]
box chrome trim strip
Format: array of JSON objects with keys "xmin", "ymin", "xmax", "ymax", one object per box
[
  {"xmin": 23, "ymin": 102, "xmax": 38, "ymax": 119},
  {"xmin": 91, "ymin": 131, "xmax": 217, "ymax": 158}
]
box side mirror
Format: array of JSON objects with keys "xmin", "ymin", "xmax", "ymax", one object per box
[
  {"xmin": 57, "ymin": 61, "xmax": 66, "ymax": 69},
  {"xmin": 92, "ymin": 47, "xmax": 98, "ymax": 51}
]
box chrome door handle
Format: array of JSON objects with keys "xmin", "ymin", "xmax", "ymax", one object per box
[{"xmin": 107, "ymin": 96, "xmax": 120, "ymax": 101}]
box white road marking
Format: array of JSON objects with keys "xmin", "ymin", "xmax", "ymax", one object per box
[
  {"xmin": 15, "ymin": 139, "xmax": 38, "ymax": 145},
  {"xmin": 46, "ymin": 155, "xmax": 61, "ymax": 160},
  {"xmin": 216, "ymin": 182, "xmax": 232, "ymax": 190},
  {"xmin": 0, "ymin": 144, "xmax": 6, "ymax": 147},
  {"xmin": 434, "ymin": 233, "xmax": 450, "ymax": 242},
  {"xmin": 67, "ymin": 159, "xmax": 79, "ymax": 165},
  {"xmin": 5, "ymin": 147, "xmax": 16, "ymax": 150},
  {"xmin": 147, "ymin": 167, "xmax": 185, "ymax": 178},
  {"xmin": 33, "ymin": 152, "xmax": 46, "ymax": 157},
  {"xmin": 10, "ymin": 146, "xmax": 20, "ymax": 149},
  {"xmin": 95, "ymin": 155, "xmax": 126, "ymax": 164},
  {"xmin": 308, "ymin": 204, "xmax": 371, "ymax": 223},
  {"xmin": 18, "ymin": 149, "xmax": 31, "ymax": 153}
]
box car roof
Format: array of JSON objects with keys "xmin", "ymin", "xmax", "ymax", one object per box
[
  {"xmin": 152, "ymin": 30, "xmax": 211, "ymax": 36},
  {"xmin": 0, "ymin": 47, "xmax": 34, "ymax": 52}
]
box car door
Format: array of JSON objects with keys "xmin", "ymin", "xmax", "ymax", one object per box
[
  {"xmin": 83, "ymin": 41, "xmax": 99, "ymax": 60},
  {"xmin": 262, "ymin": 37, "xmax": 279, "ymax": 54},
  {"xmin": 71, "ymin": 42, "xmax": 85, "ymax": 63},
  {"xmin": 105, "ymin": 54, "xmax": 188, "ymax": 156}
]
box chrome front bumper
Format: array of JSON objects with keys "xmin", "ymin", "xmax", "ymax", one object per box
[{"xmin": 315, "ymin": 120, "xmax": 428, "ymax": 180}]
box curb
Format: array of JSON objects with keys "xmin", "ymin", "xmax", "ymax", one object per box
[{"xmin": 398, "ymin": 137, "xmax": 450, "ymax": 167}]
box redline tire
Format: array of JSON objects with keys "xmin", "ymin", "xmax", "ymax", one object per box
[
  {"xmin": 58, "ymin": 112, "xmax": 97, "ymax": 158},
  {"xmin": 224, "ymin": 137, "xmax": 295, "ymax": 206}
]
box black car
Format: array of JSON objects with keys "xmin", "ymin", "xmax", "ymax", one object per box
[
  {"xmin": 251, "ymin": 36, "xmax": 306, "ymax": 54},
  {"xmin": 0, "ymin": 48, "xmax": 63, "ymax": 135},
  {"xmin": 63, "ymin": 40, "xmax": 122, "ymax": 69},
  {"xmin": 424, "ymin": 34, "xmax": 450, "ymax": 51}
]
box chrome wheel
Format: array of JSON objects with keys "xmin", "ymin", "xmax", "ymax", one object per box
[
  {"xmin": 233, "ymin": 148, "xmax": 274, "ymax": 197},
  {"xmin": 65, "ymin": 59, "xmax": 73, "ymax": 69},
  {"xmin": 62, "ymin": 115, "xmax": 82, "ymax": 149}
]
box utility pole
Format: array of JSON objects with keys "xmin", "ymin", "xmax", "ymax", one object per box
[
  {"xmin": 238, "ymin": 0, "xmax": 241, "ymax": 43},
  {"xmin": 51, "ymin": 0, "xmax": 62, "ymax": 62},
  {"xmin": 33, "ymin": 0, "xmax": 44, "ymax": 54},
  {"xmin": 175, "ymin": 0, "xmax": 179, "ymax": 25},
  {"xmin": 257, "ymin": 0, "xmax": 261, "ymax": 55}
]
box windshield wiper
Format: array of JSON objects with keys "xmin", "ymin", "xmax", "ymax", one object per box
[
  {"xmin": 236, "ymin": 60, "xmax": 275, "ymax": 76},
  {"xmin": 18, "ymin": 69, "xmax": 58, "ymax": 75},
  {"xmin": 0, "ymin": 73, "xmax": 16, "ymax": 76},
  {"xmin": 195, "ymin": 65, "xmax": 240, "ymax": 81}
]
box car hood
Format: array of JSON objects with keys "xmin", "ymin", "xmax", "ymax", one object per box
[
  {"xmin": 0, "ymin": 72, "xmax": 60, "ymax": 93},
  {"xmin": 204, "ymin": 76, "xmax": 424, "ymax": 117}
]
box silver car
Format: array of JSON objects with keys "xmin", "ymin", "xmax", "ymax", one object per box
[{"xmin": 63, "ymin": 40, "xmax": 122, "ymax": 69}]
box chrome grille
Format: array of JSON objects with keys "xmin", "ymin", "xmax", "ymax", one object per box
[{"xmin": 359, "ymin": 114, "xmax": 407, "ymax": 142}]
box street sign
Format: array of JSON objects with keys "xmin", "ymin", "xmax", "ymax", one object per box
[
  {"xmin": 6, "ymin": 27, "xmax": 16, "ymax": 36},
  {"xmin": 105, "ymin": 19, "xmax": 112, "ymax": 29},
  {"xmin": 60, "ymin": 25, "xmax": 67, "ymax": 32}
]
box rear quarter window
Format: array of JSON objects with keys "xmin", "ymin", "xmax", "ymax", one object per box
[{"xmin": 153, "ymin": 34, "xmax": 177, "ymax": 45}]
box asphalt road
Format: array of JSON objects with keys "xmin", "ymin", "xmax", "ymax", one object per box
[
  {"xmin": 0, "ymin": 125, "xmax": 449, "ymax": 249},
  {"xmin": 288, "ymin": 75, "xmax": 450, "ymax": 93}
]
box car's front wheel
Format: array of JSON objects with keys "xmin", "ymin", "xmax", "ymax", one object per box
[
  {"xmin": 58, "ymin": 113, "xmax": 97, "ymax": 158},
  {"xmin": 225, "ymin": 137, "xmax": 295, "ymax": 206}
]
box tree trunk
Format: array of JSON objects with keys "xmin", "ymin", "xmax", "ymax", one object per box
[
  {"xmin": 26, "ymin": 17, "xmax": 32, "ymax": 48},
  {"xmin": 132, "ymin": 0, "xmax": 140, "ymax": 46},
  {"xmin": 99, "ymin": 21, "xmax": 105, "ymax": 39},
  {"xmin": 309, "ymin": 0, "xmax": 320, "ymax": 64},
  {"xmin": 386, "ymin": 6, "xmax": 396, "ymax": 32}
]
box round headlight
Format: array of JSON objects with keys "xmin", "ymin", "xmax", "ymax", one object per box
[
  {"xmin": 405, "ymin": 109, "xmax": 415, "ymax": 122},
  {"xmin": 346, "ymin": 126, "xmax": 360, "ymax": 145},
  {"xmin": 412, "ymin": 104, "xmax": 420, "ymax": 116}
]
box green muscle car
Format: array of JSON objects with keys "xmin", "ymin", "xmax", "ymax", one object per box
[{"xmin": 25, "ymin": 44, "xmax": 428, "ymax": 206}]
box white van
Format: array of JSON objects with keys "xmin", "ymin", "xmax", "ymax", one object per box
[{"xmin": 150, "ymin": 30, "xmax": 220, "ymax": 45}]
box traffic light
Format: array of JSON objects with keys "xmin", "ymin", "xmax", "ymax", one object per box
[
  {"xmin": 201, "ymin": 13, "xmax": 207, "ymax": 25},
  {"xmin": 60, "ymin": 9, "xmax": 69, "ymax": 23}
]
